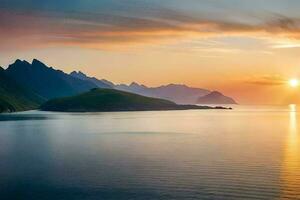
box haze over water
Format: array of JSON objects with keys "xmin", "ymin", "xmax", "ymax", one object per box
[{"xmin": 1, "ymin": 106, "xmax": 300, "ymax": 199}]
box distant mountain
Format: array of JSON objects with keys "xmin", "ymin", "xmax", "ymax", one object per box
[
  {"xmin": 6, "ymin": 59, "xmax": 97, "ymax": 100},
  {"xmin": 68, "ymin": 71, "xmax": 236, "ymax": 105},
  {"xmin": 69, "ymin": 71, "xmax": 212, "ymax": 104},
  {"xmin": 70, "ymin": 71, "xmax": 112, "ymax": 89},
  {"xmin": 3, "ymin": 59, "xmax": 237, "ymax": 106},
  {"xmin": 197, "ymin": 91, "xmax": 237, "ymax": 104},
  {"xmin": 114, "ymin": 83, "xmax": 210, "ymax": 104},
  {"xmin": 0, "ymin": 67, "xmax": 44, "ymax": 113},
  {"xmin": 100, "ymin": 79, "xmax": 115, "ymax": 88},
  {"xmin": 40, "ymin": 88, "xmax": 227, "ymax": 112}
]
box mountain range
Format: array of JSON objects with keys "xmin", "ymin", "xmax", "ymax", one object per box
[
  {"xmin": 70, "ymin": 71, "xmax": 112, "ymax": 89},
  {"xmin": 70, "ymin": 71, "xmax": 236, "ymax": 105},
  {"xmin": 0, "ymin": 59, "xmax": 237, "ymax": 113}
]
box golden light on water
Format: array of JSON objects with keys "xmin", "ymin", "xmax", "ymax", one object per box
[
  {"xmin": 281, "ymin": 104, "xmax": 300, "ymax": 198},
  {"xmin": 289, "ymin": 79, "xmax": 299, "ymax": 88}
]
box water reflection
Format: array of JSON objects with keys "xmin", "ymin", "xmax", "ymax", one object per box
[
  {"xmin": 0, "ymin": 114, "xmax": 49, "ymax": 121},
  {"xmin": 281, "ymin": 104, "xmax": 300, "ymax": 199},
  {"xmin": 0, "ymin": 107, "xmax": 299, "ymax": 199}
]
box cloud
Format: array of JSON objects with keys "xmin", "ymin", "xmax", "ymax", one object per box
[
  {"xmin": 1, "ymin": 5, "xmax": 300, "ymax": 51},
  {"xmin": 245, "ymin": 75, "xmax": 286, "ymax": 86}
]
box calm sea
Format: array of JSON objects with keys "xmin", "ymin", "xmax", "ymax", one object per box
[{"xmin": 0, "ymin": 105, "xmax": 299, "ymax": 199}]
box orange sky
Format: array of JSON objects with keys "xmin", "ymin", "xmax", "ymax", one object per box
[{"xmin": 1, "ymin": 0, "xmax": 300, "ymax": 104}]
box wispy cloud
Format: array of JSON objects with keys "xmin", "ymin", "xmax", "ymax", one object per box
[
  {"xmin": 270, "ymin": 38, "xmax": 300, "ymax": 49},
  {"xmin": 245, "ymin": 75, "xmax": 287, "ymax": 86},
  {"xmin": 1, "ymin": 1, "xmax": 300, "ymax": 51}
]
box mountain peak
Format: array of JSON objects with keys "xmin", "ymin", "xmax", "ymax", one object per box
[
  {"xmin": 129, "ymin": 82, "xmax": 148, "ymax": 90},
  {"xmin": 31, "ymin": 59, "xmax": 49, "ymax": 69},
  {"xmin": 13, "ymin": 59, "xmax": 30, "ymax": 65},
  {"xmin": 6, "ymin": 59, "xmax": 98, "ymax": 100},
  {"xmin": 32, "ymin": 59, "xmax": 44, "ymax": 65},
  {"xmin": 209, "ymin": 91, "xmax": 222, "ymax": 96},
  {"xmin": 15, "ymin": 59, "xmax": 22, "ymax": 63},
  {"xmin": 71, "ymin": 71, "xmax": 85, "ymax": 75},
  {"xmin": 130, "ymin": 82, "xmax": 140, "ymax": 87},
  {"xmin": 78, "ymin": 71, "xmax": 86, "ymax": 75},
  {"xmin": 70, "ymin": 71, "xmax": 89, "ymax": 80},
  {"xmin": 8, "ymin": 60, "xmax": 31, "ymax": 70},
  {"xmin": 70, "ymin": 70, "xmax": 113, "ymax": 89},
  {"xmin": 101, "ymin": 79, "xmax": 115, "ymax": 87},
  {"xmin": 197, "ymin": 91, "xmax": 237, "ymax": 104}
]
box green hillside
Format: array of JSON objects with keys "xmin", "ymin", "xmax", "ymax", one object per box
[
  {"xmin": 0, "ymin": 67, "xmax": 45, "ymax": 113},
  {"xmin": 40, "ymin": 88, "xmax": 217, "ymax": 112}
]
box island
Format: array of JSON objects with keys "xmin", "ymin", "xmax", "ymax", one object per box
[
  {"xmin": 40, "ymin": 88, "xmax": 231, "ymax": 112},
  {"xmin": 197, "ymin": 91, "xmax": 237, "ymax": 104}
]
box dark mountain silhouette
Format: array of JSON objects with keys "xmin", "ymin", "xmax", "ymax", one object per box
[
  {"xmin": 2, "ymin": 59, "xmax": 237, "ymax": 108},
  {"xmin": 0, "ymin": 67, "xmax": 44, "ymax": 113},
  {"xmin": 197, "ymin": 91, "xmax": 237, "ymax": 104},
  {"xmin": 6, "ymin": 59, "xmax": 97, "ymax": 100},
  {"xmin": 40, "ymin": 88, "xmax": 228, "ymax": 112},
  {"xmin": 70, "ymin": 71, "xmax": 112, "ymax": 89}
]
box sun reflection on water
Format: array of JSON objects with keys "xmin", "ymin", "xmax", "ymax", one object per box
[{"xmin": 281, "ymin": 104, "xmax": 300, "ymax": 199}]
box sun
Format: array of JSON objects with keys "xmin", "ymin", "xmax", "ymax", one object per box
[{"xmin": 289, "ymin": 79, "xmax": 299, "ymax": 88}]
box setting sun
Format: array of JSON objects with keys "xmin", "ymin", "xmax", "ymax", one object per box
[{"xmin": 289, "ymin": 79, "xmax": 299, "ymax": 88}]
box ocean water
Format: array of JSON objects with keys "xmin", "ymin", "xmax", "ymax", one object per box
[{"xmin": 0, "ymin": 105, "xmax": 299, "ymax": 199}]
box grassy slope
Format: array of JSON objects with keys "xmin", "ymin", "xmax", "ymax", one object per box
[
  {"xmin": 0, "ymin": 67, "xmax": 45, "ymax": 113},
  {"xmin": 40, "ymin": 88, "xmax": 209, "ymax": 112}
]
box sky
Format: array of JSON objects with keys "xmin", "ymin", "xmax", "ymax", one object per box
[{"xmin": 1, "ymin": 0, "xmax": 300, "ymax": 104}]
